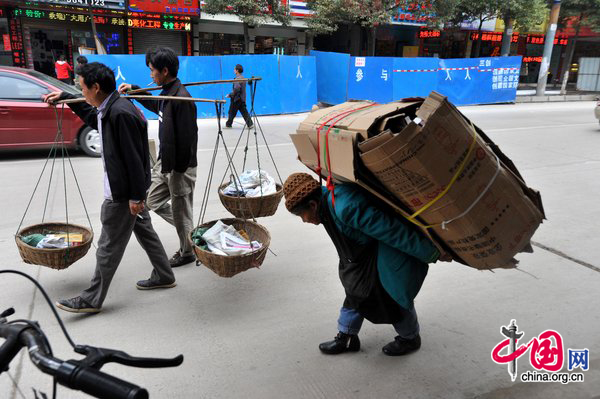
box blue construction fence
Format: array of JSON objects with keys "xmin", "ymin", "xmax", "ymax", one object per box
[
  {"xmin": 86, "ymin": 54, "xmax": 317, "ymax": 120},
  {"xmin": 311, "ymin": 50, "xmax": 522, "ymax": 106},
  {"xmin": 87, "ymin": 51, "xmax": 521, "ymax": 119}
]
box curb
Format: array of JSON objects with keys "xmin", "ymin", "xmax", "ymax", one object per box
[{"xmin": 516, "ymin": 94, "xmax": 598, "ymax": 103}]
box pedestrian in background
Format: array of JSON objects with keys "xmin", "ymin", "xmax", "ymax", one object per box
[
  {"xmin": 225, "ymin": 64, "xmax": 253, "ymax": 129},
  {"xmin": 44, "ymin": 62, "xmax": 176, "ymax": 314},
  {"xmin": 74, "ymin": 55, "xmax": 88, "ymax": 90},
  {"xmin": 55, "ymin": 54, "xmax": 73, "ymax": 85},
  {"xmin": 119, "ymin": 47, "xmax": 198, "ymax": 268},
  {"xmin": 283, "ymin": 173, "xmax": 442, "ymax": 356}
]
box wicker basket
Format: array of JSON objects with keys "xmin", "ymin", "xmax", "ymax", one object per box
[
  {"xmin": 191, "ymin": 218, "xmax": 271, "ymax": 278},
  {"xmin": 16, "ymin": 223, "xmax": 94, "ymax": 270},
  {"xmin": 218, "ymin": 183, "xmax": 283, "ymax": 219}
]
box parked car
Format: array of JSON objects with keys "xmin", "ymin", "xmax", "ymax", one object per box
[{"xmin": 0, "ymin": 66, "xmax": 100, "ymax": 157}]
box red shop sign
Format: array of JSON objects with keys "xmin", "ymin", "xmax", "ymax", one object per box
[{"xmin": 128, "ymin": 0, "xmax": 200, "ymax": 15}]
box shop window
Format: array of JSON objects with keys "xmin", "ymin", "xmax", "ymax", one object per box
[
  {"xmin": 0, "ymin": 17, "xmax": 12, "ymax": 66},
  {"xmin": 254, "ymin": 37, "xmax": 297, "ymax": 55},
  {"xmin": 0, "ymin": 76, "xmax": 49, "ymax": 100},
  {"xmin": 199, "ymin": 32, "xmax": 244, "ymax": 55}
]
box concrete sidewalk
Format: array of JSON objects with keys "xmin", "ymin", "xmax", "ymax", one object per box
[
  {"xmin": 1, "ymin": 102, "xmax": 599, "ymax": 399},
  {"xmin": 516, "ymin": 88, "xmax": 598, "ymax": 103}
]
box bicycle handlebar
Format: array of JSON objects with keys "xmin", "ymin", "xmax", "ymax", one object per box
[{"xmin": 0, "ymin": 321, "xmax": 181, "ymax": 399}]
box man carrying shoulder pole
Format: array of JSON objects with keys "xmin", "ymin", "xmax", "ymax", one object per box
[
  {"xmin": 119, "ymin": 47, "xmax": 198, "ymax": 268},
  {"xmin": 44, "ymin": 62, "xmax": 176, "ymax": 313}
]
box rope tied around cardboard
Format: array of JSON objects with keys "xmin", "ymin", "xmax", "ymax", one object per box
[
  {"xmin": 314, "ymin": 103, "xmax": 379, "ymax": 207},
  {"xmin": 407, "ymin": 122, "xmax": 501, "ymax": 230}
]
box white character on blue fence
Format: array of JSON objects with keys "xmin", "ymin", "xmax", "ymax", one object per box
[
  {"xmin": 381, "ymin": 69, "xmax": 388, "ymax": 81},
  {"xmin": 115, "ymin": 65, "xmax": 126, "ymax": 81},
  {"xmin": 356, "ymin": 69, "xmax": 364, "ymax": 82}
]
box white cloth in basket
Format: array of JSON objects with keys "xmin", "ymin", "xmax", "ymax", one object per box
[{"xmin": 201, "ymin": 220, "xmax": 262, "ymax": 256}]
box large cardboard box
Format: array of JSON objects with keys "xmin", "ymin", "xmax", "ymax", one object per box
[
  {"xmin": 290, "ymin": 100, "xmax": 450, "ymax": 258},
  {"xmin": 291, "ymin": 92, "xmax": 545, "ymax": 270},
  {"xmin": 291, "ymin": 101, "xmax": 419, "ymax": 183}
]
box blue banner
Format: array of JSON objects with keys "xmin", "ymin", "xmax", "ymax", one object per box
[
  {"xmin": 279, "ymin": 55, "xmax": 318, "ymax": 114},
  {"xmin": 220, "ymin": 55, "xmax": 281, "ymax": 115},
  {"xmin": 310, "ymin": 50, "xmax": 350, "ymax": 105},
  {"xmin": 392, "ymin": 57, "xmax": 439, "ymax": 99},
  {"xmin": 178, "ymin": 56, "xmax": 222, "ymax": 118},
  {"xmin": 86, "ymin": 54, "xmax": 318, "ymax": 119},
  {"xmin": 348, "ymin": 56, "xmax": 394, "ymax": 103},
  {"xmin": 313, "ymin": 52, "xmax": 522, "ymax": 106},
  {"xmin": 437, "ymin": 56, "xmax": 522, "ymax": 105}
]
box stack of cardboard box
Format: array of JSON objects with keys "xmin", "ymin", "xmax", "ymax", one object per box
[{"xmin": 291, "ymin": 92, "xmax": 545, "ymax": 270}]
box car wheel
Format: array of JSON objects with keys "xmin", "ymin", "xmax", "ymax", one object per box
[{"xmin": 79, "ymin": 126, "xmax": 101, "ymax": 157}]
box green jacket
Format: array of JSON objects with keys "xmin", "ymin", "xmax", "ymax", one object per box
[{"xmin": 323, "ymin": 185, "xmax": 439, "ymax": 309}]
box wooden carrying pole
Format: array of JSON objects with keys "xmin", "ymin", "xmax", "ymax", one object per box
[
  {"xmin": 126, "ymin": 77, "xmax": 263, "ymax": 95},
  {"xmin": 57, "ymin": 95, "xmax": 226, "ymax": 104}
]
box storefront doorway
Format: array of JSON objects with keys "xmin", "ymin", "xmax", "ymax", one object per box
[{"xmin": 28, "ymin": 27, "xmax": 69, "ymax": 78}]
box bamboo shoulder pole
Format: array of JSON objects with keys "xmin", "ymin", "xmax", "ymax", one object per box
[
  {"xmin": 127, "ymin": 77, "xmax": 263, "ymax": 95},
  {"xmin": 56, "ymin": 95, "xmax": 226, "ymax": 104}
]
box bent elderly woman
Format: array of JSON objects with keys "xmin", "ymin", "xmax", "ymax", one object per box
[{"xmin": 283, "ymin": 173, "xmax": 441, "ymax": 356}]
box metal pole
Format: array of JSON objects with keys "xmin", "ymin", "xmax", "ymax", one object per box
[
  {"xmin": 536, "ymin": 0, "xmax": 562, "ymax": 96},
  {"xmin": 501, "ymin": 17, "xmax": 513, "ymax": 56},
  {"xmin": 87, "ymin": 4, "xmax": 101, "ymax": 54}
]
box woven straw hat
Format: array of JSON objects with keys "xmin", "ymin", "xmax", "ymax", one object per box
[{"xmin": 283, "ymin": 173, "xmax": 321, "ymax": 212}]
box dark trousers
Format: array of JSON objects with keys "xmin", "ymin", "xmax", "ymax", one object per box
[
  {"xmin": 226, "ymin": 100, "xmax": 253, "ymax": 127},
  {"xmin": 80, "ymin": 200, "xmax": 175, "ymax": 308},
  {"xmin": 59, "ymin": 77, "xmax": 73, "ymax": 85}
]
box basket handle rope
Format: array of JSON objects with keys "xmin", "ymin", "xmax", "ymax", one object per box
[
  {"xmin": 216, "ymin": 79, "xmax": 283, "ymax": 220},
  {"xmin": 16, "ymin": 105, "xmax": 95, "ymax": 257},
  {"xmin": 195, "ymin": 103, "xmax": 269, "ymax": 257}
]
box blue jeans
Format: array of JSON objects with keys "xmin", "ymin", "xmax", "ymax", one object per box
[{"xmin": 337, "ymin": 305, "xmax": 420, "ymax": 339}]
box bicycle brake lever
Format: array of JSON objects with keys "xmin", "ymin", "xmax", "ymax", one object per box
[{"xmin": 74, "ymin": 345, "xmax": 183, "ymax": 369}]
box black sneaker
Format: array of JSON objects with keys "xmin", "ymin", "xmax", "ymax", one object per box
[
  {"xmin": 247, "ymin": 123, "xmax": 254, "ymax": 129},
  {"xmin": 382, "ymin": 334, "xmax": 421, "ymax": 356},
  {"xmin": 136, "ymin": 279, "xmax": 177, "ymax": 290},
  {"xmin": 169, "ymin": 251, "xmax": 196, "ymax": 268},
  {"xmin": 224, "ymin": 124, "xmax": 232, "ymax": 129},
  {"xmin": 319, "ymin": 332, "xmax": 360, "ymax": 355},
  {"xmin": 56, "ymin": 296, "xmax": 101, "ymax": 314}
]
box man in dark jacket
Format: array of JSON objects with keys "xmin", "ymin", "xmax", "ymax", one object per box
[
  {"xmin": 284, "ymin": 173, "xmax": 443, "ymax": 356},
  {"xmin": 44, "ymin": 62, "xmax": 176, "ymax": 314},
  {"xmin": 225, "ymin": 64, "xmax": 253, "ymax": 129},
  {"xmin": 119, "ymin": 47, "xmax": 198, "ymax": 267}
]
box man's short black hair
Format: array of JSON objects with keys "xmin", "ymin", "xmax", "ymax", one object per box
[
  {"xmin": 235, "ymin": 64, "xmax": 243, "ymax": 74},
  {"xmin": 76, "ymin": 55, "xmax": 88, "ymax": 65},
  {"xmin": 75, "ymin": 62, "xmax": 116, "ymax": 93},
  {"xmin": 58, "ymin": 54, "xmax": 65, "ymax": 61},
  {"xmin": 146, "ymin": 47, "xmax": 179, "ymax": 77}
]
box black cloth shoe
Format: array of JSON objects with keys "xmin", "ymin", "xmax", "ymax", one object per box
[
  {"xmin": 382, "ymin": 334, "xmax": 421, "ymax": 356},
  {"xmin": 136, "ymin": 279, "xmax": 176, "ymax": 290},
  {"xmin": 169, "ymin": 251, "xmax": 196, "ymax": 268},
  {"xmin": 55, "ymin": 296, "xmax": 101, "ymax": 314},
  {"xmin": 247, "ymin": 123, "xmax": 254, "ymax": 129},
  {"xmin": 224, "ymin": 124, "xmax": 232, "ymax": 128},
  {"xmin": 319, "ymin": 332, "xmax": 360, "ymax": 355}
]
